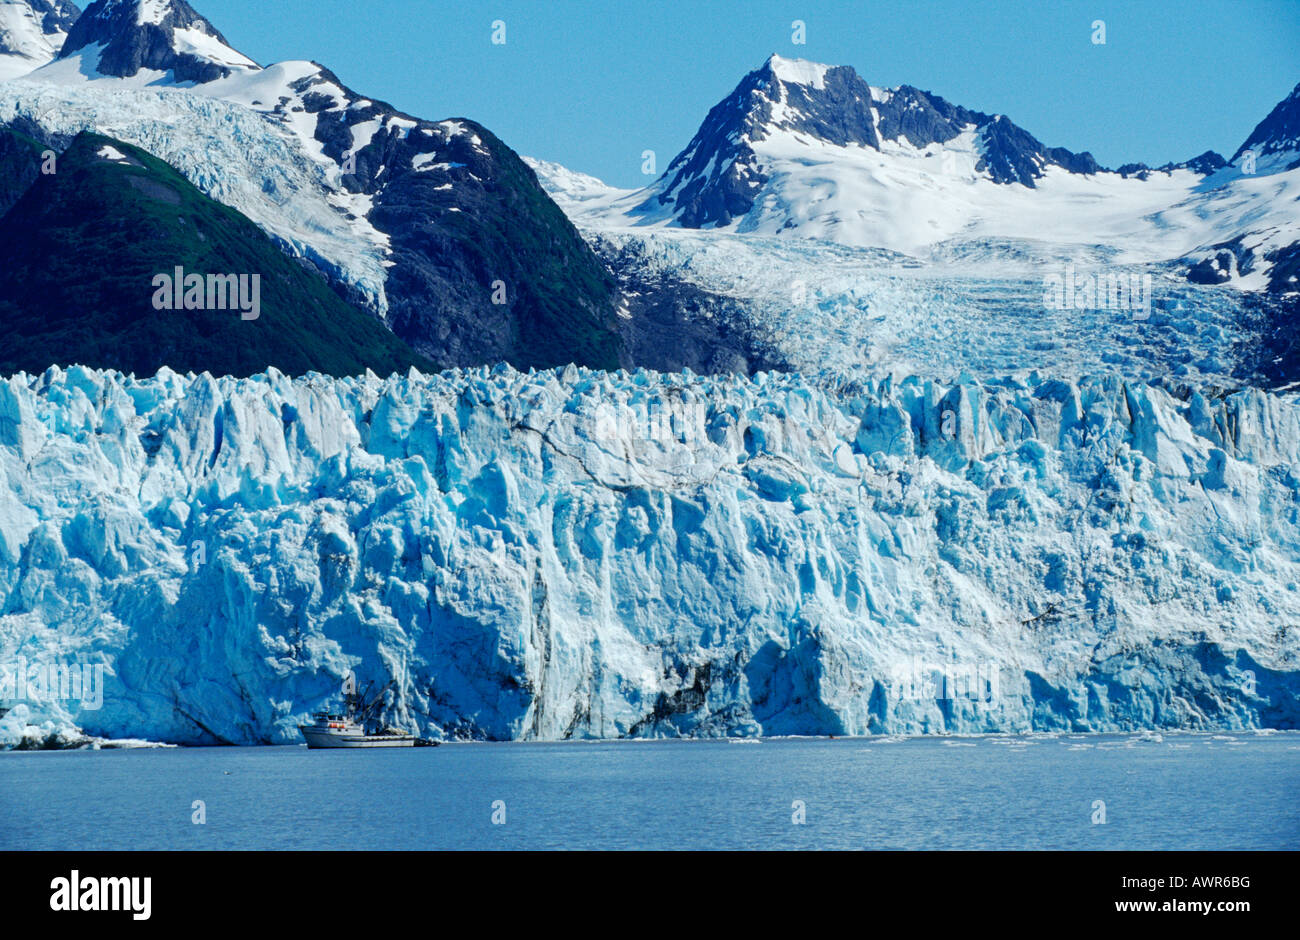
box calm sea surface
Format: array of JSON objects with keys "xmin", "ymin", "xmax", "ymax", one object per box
[{"xmin": 2, "ymin": 732, "xmax": 1297, "ymax": 850}]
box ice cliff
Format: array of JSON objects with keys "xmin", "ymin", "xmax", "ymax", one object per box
[{"xmin": 1, "ymin": 363, "xmax": 1298, "ymax": 745}]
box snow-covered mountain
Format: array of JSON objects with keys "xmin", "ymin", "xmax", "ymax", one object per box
[
  {"xmin": 636, "ymin": 53, "xmax": 1107, "ymax": 231},
  {"xmin": 1180, "ymin": 82, "xmax": 1300, "ymax": 293},
  {"xmin": 543, "ymin": 55, "xmax": 1300, "ymax": 297},
  {"xmin": 2, "ymin": 0, "xmax": 623, "ymax": 372},
  {"xmin": 601, "ymin": 53, "xmax": 1215, "ymax": 246},
  {"xmin": 525, "ymin": 56, "xmax": 1300, "ymax": 393},
  {"xmin": 525, "ymin": 156, "xmax": 630, "ymax": 213},
  {"xmin": 1, "ymin": 364, "xmax": 1296, "ymax": 746},
  {"xmin": 0, "ymin": 0, "xmax": 78, "ymax": 79},
  {"xmin": 1231, "ymin": 81, "xmax": 1300, "ymax": 175},
  {"xmin": 53, "ymin": 0, "xmax": 255, "ymax": 83}
]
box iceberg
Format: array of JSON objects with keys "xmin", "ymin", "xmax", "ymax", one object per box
[{"xmin": 1, "ymin": 363, "xmax": 1297, "ymax": 746}]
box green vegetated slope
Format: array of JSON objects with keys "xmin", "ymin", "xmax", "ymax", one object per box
[{"xmin": 0, "ymin": 131, "xmax": 434, "ymax": 378}]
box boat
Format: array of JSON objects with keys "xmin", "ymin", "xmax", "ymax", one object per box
[
  {"xmin": 298, "ymin": 677, "xmax": 438, "ymax": 748},
  {"xmin": 298, "ymin": 712, "xmax": 416, "ymax": 748}
]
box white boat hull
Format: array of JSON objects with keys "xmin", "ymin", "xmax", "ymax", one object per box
[{"xmin": 299, "ymin": 726, "xmax": 415, "ymax": 748}]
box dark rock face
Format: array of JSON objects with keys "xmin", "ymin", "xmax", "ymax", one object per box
[
  {"xmin": 1183, "ymin": 232, "xmax": 1300, "ymax": 300},
  {"xmin": 641, "ymin": 55, "xmax": 1105, "ymax": 229},
  {"xmin": 287, "ymin": 56, "xmax": 780, "ymax": 374},
  {"xmin": 1236, "ymin": 285, "xmax": 1300, "ymax": 391},
  {"xmin": 874, "ymin": 83, "xmax": 965, "ymax": 148},
  {"xmin": 643, "ymin": 76, "xmax": 768, "ymax": 230},
  {"xmin": 289, "ymin": 67, "xmax": 623, "ymax": 372},
  {"xmin": 1178, "ymin": 150, "xmax": 1229, "ymax": 175},
  {"xmin": 1264, "ymin": 241, "xmax": 1300, "ymax": 295},
  {"xmin": 1186, "ymin": 237, "xmax": 1255, "ymax": 286},
  {"xmin": 58, "ymin": 0, "xmax": 254, "ymax": 83},
  {"xmin": 590, "ymin": 236, "xmax": 788, "ymax": 376},
  {"xmin": 977, "ymin": 115, "xmax": 1052, "ymax": 185},
  {"xmin": 1232, "ymin": 81, "xmax": 1300, "ymax": 162},
  {"xmin": 24, "ymin": 0, "xmax": 81, "ymax": 36},
  {"xmin": 771, "ymin": 65, "xmax": 883, "ymax": 148},
  {"xmin": 1117, "ymin": 150, "xmax": 1228, "ymax": 180}
]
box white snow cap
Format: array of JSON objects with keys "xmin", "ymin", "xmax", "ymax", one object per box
[
  {"xmin": 136, "ymin": 0, "xmax": 172, "ymax": 26},
  {"xmin": 0, "ymin": 0, "xmax": 76, "ymax": 79},
  {"xmin": 766, "ymin": 54, "xmax": 831, "ymax": 90},
  {"xmin": 96, "ymin": 0, "xmax": 172, "ymax": 25}
]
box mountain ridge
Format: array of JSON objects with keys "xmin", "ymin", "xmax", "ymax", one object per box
[
  {"xmin": 53, "ymin": 0, "xmax": 254, "ymax": 83},
  {"xmin": 638, "ymin": 53, "xmax": 1117, "ymax": 229},
  {"xmin": 531, "ymin": 53, "xmax": 1300, "ymax": 298},
  {"xmin": 8, "ymin": 0, "xmax": 628, "ymax": 373},
  {"xmin": 1231, "ymin": 80, "xmax": 1300, "ymax": 172}
]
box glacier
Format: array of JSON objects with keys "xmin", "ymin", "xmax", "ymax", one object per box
[
  {"xmin": 1, "ymin": 362, "xmax": 1298, "ymax": 746},
  {"xmin": 538, "ymin": 54, "xmax": 1300, "ymax": 294},
  {"xmin": 581, "ymin": 228, "xmax": 1264, "ymax": 388}
]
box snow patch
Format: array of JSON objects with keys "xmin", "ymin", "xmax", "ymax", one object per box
[{"xmin": 769, "ymin": 54, "xmax": 830, "ymax": 90}]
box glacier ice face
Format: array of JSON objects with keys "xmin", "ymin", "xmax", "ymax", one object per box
[{"xmin": 1, "ymin": 363, "xmax": 1298, "ymax": 746}]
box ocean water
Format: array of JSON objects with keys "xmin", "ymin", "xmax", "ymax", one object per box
[{"xmin": 2, "ymin": 733, "xmax": 1297, "ymax": 850}]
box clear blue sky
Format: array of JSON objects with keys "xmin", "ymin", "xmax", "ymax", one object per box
[{"xmin": 197, "ymin": 0, "xmax": 1300, "ymax": 188}]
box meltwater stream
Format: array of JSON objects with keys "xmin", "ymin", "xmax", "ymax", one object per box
[{"xmin": 2, "ymin": 733, "xmax": 1297, "ymax": 850}]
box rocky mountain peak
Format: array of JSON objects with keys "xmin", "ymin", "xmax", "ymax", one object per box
[{"xmin": 57, "ymin": 0, "xmax": 256, "ymax": 83}]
